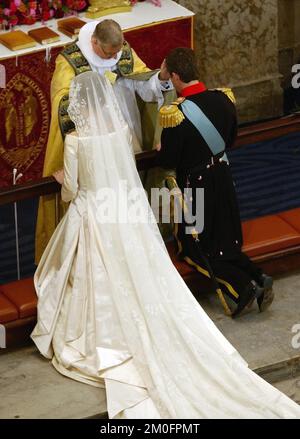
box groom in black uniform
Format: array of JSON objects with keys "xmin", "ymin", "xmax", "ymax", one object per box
[{"xmin": 156, "ymin": 47, "xmax": 274, "ymax": 318}]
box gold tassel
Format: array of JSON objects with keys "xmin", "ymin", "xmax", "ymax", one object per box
[
  {"xmin": 159, "ymin": 104, "xmax": 185, "ymax": 128},
  {"xmin": 214, "ymin": 87, "xmax": 236, "ymax": 104}
]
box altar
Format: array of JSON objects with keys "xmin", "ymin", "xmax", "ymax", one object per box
[{"xmin": 0, "ymin": 0, "xmax": 194, "ymax": 187}]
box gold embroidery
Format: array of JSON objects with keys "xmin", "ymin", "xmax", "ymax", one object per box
[
  {"xmin": 23, "ymin": 87, "xmax": 38, "ymax": 137},
  {"xmin": 104, "ymin": 71, "xmax": 117, "ymax": 85},
  {"xmin": 0, "ymin": 73, "xmax": 48, "ymax": 171}
]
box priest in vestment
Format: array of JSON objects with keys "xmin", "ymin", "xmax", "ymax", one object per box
[{"xmin": 35, "ymin": 19, "xmax": 174, "ymax": 263}]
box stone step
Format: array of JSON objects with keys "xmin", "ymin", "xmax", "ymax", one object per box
[
  {"xmin": 254, "ymin": 355, "xmax": 300, "ymax": 384},
  {"xmin": 1, "ymin": 270, "xmax": 300, "ymax": 418},
  {"xmin": 1, "ymin": 345, "xmax": 299, "ymax": 419},
  {"xmin": 84, "ymin": 357, "xmax": 300, "ymax": 419}
]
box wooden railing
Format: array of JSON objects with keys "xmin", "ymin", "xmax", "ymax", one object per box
[
  {"xmin": 0, "ymin": 152, "xmax": 156, "ymax": 206},
  {"xmin": 0, "ymin": 114, "xmax": 300, "ymax": 206},
  {"xmin": 234, "ymin": 113, "xmax": 300, "ymax": 147}
]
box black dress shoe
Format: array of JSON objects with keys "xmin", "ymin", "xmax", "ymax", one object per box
[
  {"xmin": 257, "ymin": 274, "xmax": 274, "ymax": 312},
  {"xmin": 257, "ymin": 273, "xmax": 273, "ymax": 290},
  {"xmin": 257, "ymin": 289, "xmax": 274, "ymax": 312},
  {"xmin": 232, "ymin": 281, "xmax": 264, "ymax": 318}
]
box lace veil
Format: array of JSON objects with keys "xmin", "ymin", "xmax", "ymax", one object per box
[{"xmin": 68, "ymin": 71, "xmax": 128, "ymax": 136}]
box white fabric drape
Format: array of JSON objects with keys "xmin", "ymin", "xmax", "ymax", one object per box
[{"xmin": 31, "ymin": 72, "xmax": 300, "ymax": 419}]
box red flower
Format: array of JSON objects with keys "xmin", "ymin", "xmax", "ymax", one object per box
[
  {"xmin": 10, "ymin": 2, "xmax": 17, "ymax": 13},
  {"xmin": 23, "ymin": 14, "xmax": 36, "ymax": 24},
  {"xmin": 9, "ymin": 13, "xmax": 18, "ymax": 24},
  {"xmin": 0, "ymin": 0, "xmax": 89, "ymax": 24},
  {"xmin": 42, "ymin": 9, "xmax": 50, "ymax": 20},
  {"xmin": 76, "ymin": 0, "xmax": 86, "ymax": 10}
]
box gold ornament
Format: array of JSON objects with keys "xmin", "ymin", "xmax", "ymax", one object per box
[
  {"xmin": 0, "ymin": 73, "xmax": 48, "ymax": 172},
  {"xmin": 159, "ymin": 101, "xmax": 185, "ymax": 128},
  {"xmin": 86, "ymin": 0, "xmax": 132, "ymax": 19},
  {"xmin": 214, "ymin": 87, "xmax": 236, "ymax": 104},
  {"xmin": 104, "ymin": 70, "xmax": 117, "ymax": 85}
]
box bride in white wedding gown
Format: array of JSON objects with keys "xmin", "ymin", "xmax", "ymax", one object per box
[{"xmin": 31, "ymin": 71, "xmax": 300, "ymax": 419}]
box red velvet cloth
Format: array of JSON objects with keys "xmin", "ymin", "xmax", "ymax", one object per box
[
  {"xmin": 0, "ymin": 47, "xmax": 61, "ymax": 187},
  {"xmin": 125, "ymin": 17, "xmax": 192, "ymax": 70},
  {"xmin": 0, "ymin": 17, "xmax": 192, "ymax": 187}
]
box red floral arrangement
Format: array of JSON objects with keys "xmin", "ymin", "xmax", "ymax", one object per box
[
  {"xmin": 0, "ymin": 0, "xmax": 87, "ymax": 28},
  {"xmin": 0, "ymin": 0, "xmax": 161, "ymax": 29}
]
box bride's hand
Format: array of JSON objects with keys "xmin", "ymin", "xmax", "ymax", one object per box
[
  {"xmin": 53, "ymin": 169, "xmax": 64, "ymax": 185},
  {"xmin": 156, "ymin": 143, "xmax": 161, "ymax": 151}
]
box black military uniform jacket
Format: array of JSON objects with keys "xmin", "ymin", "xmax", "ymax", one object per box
[{"xmin": 156, "ymin": 83, "xmax": 243, "ymax": 261}]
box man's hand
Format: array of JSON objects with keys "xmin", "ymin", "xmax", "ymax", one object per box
[
  {"xmin": 156, "ymin": 143, "xmax": 161, "ymax": 151},
  {"xmin": 53, "ymin": 169, "xmax": 64, "ymax": 185},
  {"xmin": 159, "ymin": 59, "xmax": 170, "ymax": 81}
]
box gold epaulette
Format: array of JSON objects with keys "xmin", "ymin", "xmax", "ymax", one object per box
[
  {"xmin": 159, "ymin": 97, "xmax": 185, "ymax": 128},
  {"xmin": 212, "ymin": 87, "xmax": 236, "ymax": 104}
]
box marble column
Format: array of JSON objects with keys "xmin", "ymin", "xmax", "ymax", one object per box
[
  {"xmin": 278, "ymin": 0, "xmax": 300, "ymax": 88},
  {"xmin": 176, "ymin": 0, "xmax": 283, "ymax": 122}
]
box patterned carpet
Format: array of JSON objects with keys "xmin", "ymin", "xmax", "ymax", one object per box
[
  {"xmin": 0, "ymin": 198, "xmax": 38, "ymax": 284},
  {"xmin": 228, "ymin": 131, "xmax": 300, "ymax": 221},
  {"xmin": 1, "ymin": 131, "xmax": 300, "ymax": 284}
]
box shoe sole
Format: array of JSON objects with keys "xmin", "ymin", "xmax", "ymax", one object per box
[
  {"xmin": 258, "ymin": 287, "xmax": 274, "ymax": 312},
  {"xmin": 262, "ymin": 276, "xmax": 273, "ymax": 290}
]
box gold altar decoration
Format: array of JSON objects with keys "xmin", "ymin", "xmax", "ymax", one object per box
[
  {"xmin": 85, "ymin": 0, "xmax": 132, "ymax": 19},
  {"xmin": 0, "ymin": 73, "xmax": 49, "ymax": 172}
]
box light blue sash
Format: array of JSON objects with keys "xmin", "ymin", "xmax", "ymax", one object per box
[{"xmin": 181, "ymin": 99, "xmax": 228, "ymax": 163}]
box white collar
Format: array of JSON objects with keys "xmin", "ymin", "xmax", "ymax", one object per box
[{"xmin": 77, "ymin": 21, "xmax": 122, "ymax": 69}]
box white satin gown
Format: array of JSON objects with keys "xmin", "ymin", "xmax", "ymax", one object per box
[{"xmin": 31, "ymin": 130, "xmax": 300, "ymax": 419}]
